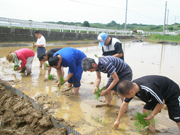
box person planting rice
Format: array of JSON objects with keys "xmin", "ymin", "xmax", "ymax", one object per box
[
  {"xmin": 81, "ymin": 56, "xmax": 132, "ymax": 106},
  {"xmin": 6, "ymin": 48, "xmax": 35, "ymax": 75},
  {"xmin": 48, "ymin": 47, "xmax": 86, "ymax": 94},
  {"xmin": 113, "ymin": 75, "xmax": 180, "ymax": 133},
  {"xmin": 38, "ymin": 48, "xmax": 64, "ymax": 76}
]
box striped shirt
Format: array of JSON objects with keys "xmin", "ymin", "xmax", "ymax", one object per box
[{"xmin": 97, "ymin": 56, "xmax": 127, "ymax": 75}]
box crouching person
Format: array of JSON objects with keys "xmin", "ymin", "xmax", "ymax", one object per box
[
  {"xmin": 48, "ymin": 47, "xmax": 86, "ymax": 94},
  {"xmin": 81, "ymin": 56, "xmax": 133, "ymax": 106},
  {"xmin": 113, "ymin": 75, "xmax": 180, "ymax": 133},
  {"xmin": 6, "ymin": 48, "xmax": 35, "ymax": 75}
]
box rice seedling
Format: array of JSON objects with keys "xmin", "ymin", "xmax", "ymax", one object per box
[
  {"xmin": 102, "ymin": 121, "xmax": 106, "ymax": 125},
  {"xmin": 32, "ymin": 42, "xmax": 35, "ymax": 48},
  {"xmin": 90, "ymin": 114, "xmax": 106, "ymax": 125},
  {"xmin": 94, "ymin": 54, "xmax": 98, "ymax": 57},
  {"xmin": 48, "ymin": 74, "xmax": 55, "ymax": 80},
  {"xmin": 58, "ymin": 76, "xmax": 65, "ymax": 89},
  {"xmin": 14, "ymin": 65, "xmax": 19, "ymax": 70},
  {"xmin": 44, "ymin": 62, "xmax": 49, "ymax": 67},
  {"xmin": 60, "ymin": 76, "xmax": 64, "ymax": 85},
  {"xmin": 94, "ymin": 86, "xmax": 106, "ymax": 100},
  {"xmin": 133, "ymin": 112, "xmax": 156, "ymax": 132}
]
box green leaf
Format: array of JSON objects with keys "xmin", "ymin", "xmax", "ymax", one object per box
[
  {"xmin": 133, "ymin": 112, "xmax": 156, "ymax": 132},
  {"xmin": 60, "ymin": 76, "xmax": 64, "ymax": 85},
  {"xmin": 94, "ymin": 86, "xmax": 106, "ymax": 100},
  {"xmin": 94, "ymin": 54, "xmax": 98, "ymax": 57},
  {"xmin": 44, "ymin": 62, "xmax": 49, "ymax": 67},
  {"xmin": 48, "ymin": 74, "xmax": 55, "ymax": 80},
  {"xmin": 14, "ymin": 65, "xmax": 19, "ymax": 70}
]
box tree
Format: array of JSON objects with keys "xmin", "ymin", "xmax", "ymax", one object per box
[
  {"xmin": 83, "ymin": 21, "xmax": 90, "ymax": 27},
  {"xmin": 107, "ymin": 20, "xmax": 117, "ymax": 27}
]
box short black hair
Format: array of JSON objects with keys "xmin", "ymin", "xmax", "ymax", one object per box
[
  {"xmin": 34, "ymin": 30, "xmax": 41, "ymax": 34},
  {"xmin": 117, "ymin": 80, "xmax": 134, "ymax": 95},
  {"xmin": 38, "ymin": 53, "xmax": 46, "ymax": 61},
  {"xmin": 48, "ymin": 56, "xmax": 59, "ymax": 67}
]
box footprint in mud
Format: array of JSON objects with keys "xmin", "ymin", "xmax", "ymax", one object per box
[{"xmin": 93, "ymin": 104, "xmax": 112, "ymax": 108}]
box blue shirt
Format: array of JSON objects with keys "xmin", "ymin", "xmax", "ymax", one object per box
[
  {"xmin": 53, "ymin": 47, "xmax": 86, "ymax": 74},
  {"xmin": 98, "ymin": 56, "xmax": 126, "ymax": 75}
]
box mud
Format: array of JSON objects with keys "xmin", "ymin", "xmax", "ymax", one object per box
[
  {"xmin": 0, "ymin": 83, "xmax": 70, "ymax": 135},
  {"xmin": 0, "ymin": 42, "xmax": 180, "ymax": 135}
]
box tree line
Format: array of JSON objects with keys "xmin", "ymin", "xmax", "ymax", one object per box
[{"xmin": 45, "ymin": 20, "xmax": 180, "ymax": 32}]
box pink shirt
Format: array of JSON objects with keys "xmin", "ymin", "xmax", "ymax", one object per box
[{"xmin": 15, "ymin": 48, "xmax": 35, "ymax": 68}]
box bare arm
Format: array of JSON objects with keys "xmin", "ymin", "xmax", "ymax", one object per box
[
  {"xmin": 56, "ymin": 68, "xmax": 62, "ymax": 87},
  {"xmin": 94, "ymin": 71, "xmax": 101, "ymax": 91},
  {"xmin": 65, "ymin": 72, "xmax": 74, "ymax": 83},
  {"xmin": 33, "ymin": 43, "xmax": 45, "ymax": 47},
  {"xmin": 113, "ymin": 53, "xmax": 123, "ymax": 58},
  {"xmin": 48, "ymin": 66, "xmax": 51, "ymax": 75},
  {"xmin": 144, "ymin": 99, "xmax": 165, "ymax": 121},
  {"xmin": 100, "ymin": 71, "xmax": 119, "ymax": 96},
  {"xmin": 113, "ymin": 101, "xmax": 129, "ymax": 129}
]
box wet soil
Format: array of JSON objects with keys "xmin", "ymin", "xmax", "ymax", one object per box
[
  {"xmin": 0, "ymin": 42, "xmax": 180, "ymax": 135},
  {"xmin": 0, "ymin": 82, "xmax": 69, "ymax": 135}
]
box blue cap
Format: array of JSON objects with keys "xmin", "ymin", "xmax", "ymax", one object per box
[{"xmin": 97, "ymin": 32, "xmax": 108, "ymax": 47}]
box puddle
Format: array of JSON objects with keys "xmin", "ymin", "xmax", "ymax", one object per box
[{"xmin": 0, "ymin": 42, "xmax": 180, "ymax": 134}]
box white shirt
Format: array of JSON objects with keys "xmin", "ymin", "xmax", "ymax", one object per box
[{"xmin": 36, "ymin": 35, "xmax": 46, "ymax": 47}]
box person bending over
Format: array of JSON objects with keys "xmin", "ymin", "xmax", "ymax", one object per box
[
  {"xmin": 48, "ymin": 47, "xmax": 86, "ymax": 94},
  {"xmin": 113, "ymin": 75, "xmax": 180, "ymax": 133}
]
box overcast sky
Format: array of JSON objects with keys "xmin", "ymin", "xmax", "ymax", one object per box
[{"xmin": 0, "ymin": 0, "xmax": 180, "ymax": 25}]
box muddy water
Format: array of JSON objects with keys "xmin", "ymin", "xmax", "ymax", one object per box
[{"xmin": 0, "ymin": 42, "xmax": 180, "ymax": 135}]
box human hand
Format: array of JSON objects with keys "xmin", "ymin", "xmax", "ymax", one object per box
[
  {"xmin": 112, "ymin": 120, "xmax": 120, "ymax": 129},
  {"xmin": 33, "ymin": 44, "xmax": 37, "ymax": 48},
  {"xmin": 144, "ymin": 113, "xmax": 154, "ymax": 121},
  {"xmin": 15, "ymin": 67, "xmax": 21, "ymax": 71},
  {"xmin": 63, "ymin": 78, "xmax": 68, "ymax": 84},
  {"xmin": 93, "ymin": 86, "xmax": 98, "ymax": 94},
  {"xmin": 100, "ymin": 90, "xmax": 107, "ymax": 96},
  {"xmin": 57, "ymin": 81, "xmax": 61, "ymax": 89}
]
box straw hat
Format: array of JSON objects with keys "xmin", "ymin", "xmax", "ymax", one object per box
[{"xmin": 6, "ymin": 52, "xmax": 15, "ymax": 63}]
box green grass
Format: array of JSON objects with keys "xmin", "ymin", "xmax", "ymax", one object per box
[
  {"xmin": 147, "ymin": 34, "xmax": 180, "ymax": 42},
  {"xmin": 84, "ymin": 39, "xmax": 89, "ymax": 41},
  {"xmin": 133, "ymin": 112, "xmax": 156, "ymax": 132},
  {"xmin": 48, "ymin": 74, "xmax": 55, "ymax": 80},
  {"xmin": 94, "ymin": 86, "xmax": 106, "ymax": 100},
  {"xmin": 14, "ymin": 65, "xmax": 19, "ymax": 70}
]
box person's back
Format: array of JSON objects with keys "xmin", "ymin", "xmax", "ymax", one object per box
[
  {"xmin": 53, "ymin": 47, "xmax": 86, "ymax": 67},
  {"xmin": 47, "ymin": 48, "xmax": 62, "ymax": 60},
  {"xmin": 15, "ymin": 48, "xmax": 35, "ymax": 59},
  {"xmin": 98, "ymin": 56, "xmax": 126, "ymax": 74},
  {"xmin": 132, "ymin": 75, "xmax": 180, "ymax": 105}
]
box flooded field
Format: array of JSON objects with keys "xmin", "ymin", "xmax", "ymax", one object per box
[{"xmin": 0, "ymin": 42, "xmax": 180, "ymax": 135}]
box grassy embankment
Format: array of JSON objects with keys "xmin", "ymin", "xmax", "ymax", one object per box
[{"xmin": 146, "ymin": 34, "xmax": 180, "ymax": 43}]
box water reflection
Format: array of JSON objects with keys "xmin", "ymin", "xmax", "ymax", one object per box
[{"xmin": 0, "ymin": 42, "xmax": 180, "ymax": 134}]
